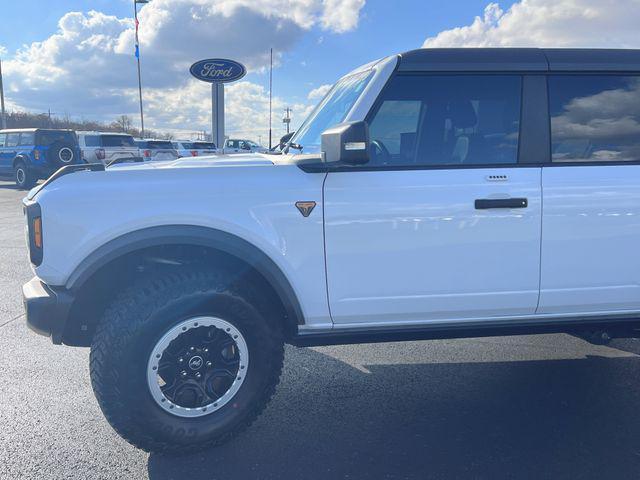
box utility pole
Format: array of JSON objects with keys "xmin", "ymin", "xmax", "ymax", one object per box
[
  {"xmin": 282, "ymin": 107, "xmax": 292, "ymax": 134},
  {"xmin": 268, "ymin": 48, "xmax": 273, "ymax": 150},
  {"xmin": 0, "ymin": 58, "xmax": 6, "ymax": 129},
  {"xmin": 134, "ymin": 0, "xmax": 149, "ymax": 138}
]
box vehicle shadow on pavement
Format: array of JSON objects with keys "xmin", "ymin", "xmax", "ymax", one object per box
[{"xmin": 147, "ymin": 346, "xmax": 640, "ymax": 480}]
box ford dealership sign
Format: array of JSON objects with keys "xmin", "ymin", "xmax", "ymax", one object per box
[{"xmin": 189, "ymin": 59, "xmax": 246, "ymax": 83}]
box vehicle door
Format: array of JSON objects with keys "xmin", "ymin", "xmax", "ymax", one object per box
[
  {"xmin": 538, "ymin": 74, "xmax": 640, "ymax": 314},
  {"xmin": 1, "ymin": 133, "xmax": 20, "ymax": 174},
  {"xmin": 324, "ymin": 73, "xmax": 544, "ymax": 326}
]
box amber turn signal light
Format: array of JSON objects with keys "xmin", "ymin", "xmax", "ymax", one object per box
[{"xmin": 33, "ymin": 217, "xmax": 42, "ymax": 249}]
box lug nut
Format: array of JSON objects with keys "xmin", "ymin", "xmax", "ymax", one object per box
[
  {"xmin": 189, "ymin": 347, "xmax": 196, "ymax": 352},
  {"xmin": 180, "ymin": 371, "xmax": 188, "ymax": 378},
  {"xmin": 178, "ymin": 357, "xmax": 184, "ymax": 364},
  {"xmin": 203, "ymin": 348, "xmax": 209, "ymax": 353},
  {"xmin": 206, "ymin": 361, "xmax": 212, "ymax": 368},
  {"xmin": 195, "ymin": 372, "xmax": 202, "ymax": 379}
]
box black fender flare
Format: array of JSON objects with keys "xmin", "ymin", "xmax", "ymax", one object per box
[
  {"xmin": 13, "ymin": 154, "xmax": 31, "ymax": 168},
  {"xmin": 66, "ymin": 225, "xmax": 305, "ymax": 326}
]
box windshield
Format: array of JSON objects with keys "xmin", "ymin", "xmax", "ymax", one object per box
[
  {"xmin": 289, "ymin": 70, "xmax": 372, "ymax": 153},
  {"xmin": 36, "ymin": 130, "xmax": 76, "ymax": 146}
]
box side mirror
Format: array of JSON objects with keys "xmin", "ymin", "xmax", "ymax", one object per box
[{"xmin": 321, "ymin": 121, "xmax": 370, "ymax": 165}]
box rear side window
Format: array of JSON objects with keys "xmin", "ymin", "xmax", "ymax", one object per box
[
  {"xmin": 0, "ymin": 134, "xmax": 5, "ymax": 147},
  {"xmin": 101, "ymin": 135, "xmax": 136, "ymax": 147},
  {"xmin": 5, "ymin": 133, "xmax": 20, "ymax": 147},
  {"xmin": 549, "ymin": 75, "xmax": 640, "ymax": 163},
  {"xmin": 19, "ymin": 133, "xmax": 35, "ymax": 145},
  {"xmin": 84, "ymin": 135, "xmax": 101, "ymax": 147},
  {"xmin": 367, "ymin": 74, "xmax": 522, "ymax": 167},
  {"xmin": 195, "ymin": 142, "xmax": 216, "ymax": 149}
]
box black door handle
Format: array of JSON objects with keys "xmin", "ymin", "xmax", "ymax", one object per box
[{"xmin": 475, "ymin": 198, "xmax": 528, "ymax": 209}]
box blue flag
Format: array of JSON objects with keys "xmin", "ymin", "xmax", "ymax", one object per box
[{"xmin": 135, "ymin": 44, "xmax": 140, "ymax": 58}]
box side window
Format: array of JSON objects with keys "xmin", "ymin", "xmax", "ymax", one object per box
[
  {"xmin": 5, "ymin": 133, "xmax": 20, "ymax": 147},
  {"xmin": 19, "ymin": 132, "xmax": 35, "ymax": 146},
  {"xmin": 84, "ymin": 135, "xmax": 101, "ymax": 147},
  {"xmin": 549, "ymin": 75, "xmax": 640, "ymax": 163},
  {"xmin": 367, "ymin": 75, "xmax": 522, "ymax": 167},
  {"xmin": 0, "ymin": 134, "xmax": 6, "ymax": 147}
]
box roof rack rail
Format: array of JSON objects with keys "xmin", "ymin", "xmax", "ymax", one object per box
[{"xmin": 27, "ymin": 163, "xmax": 105, "ymax": 200}]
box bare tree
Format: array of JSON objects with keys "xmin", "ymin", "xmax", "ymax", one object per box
[{"xmin": 114, "ymin": 115, "xmax": 132, "ymax": 133}]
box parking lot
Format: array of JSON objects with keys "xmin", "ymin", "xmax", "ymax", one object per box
[{"xmin": 2, "ymin": 179, "xmax": 640, "ymax": 479}]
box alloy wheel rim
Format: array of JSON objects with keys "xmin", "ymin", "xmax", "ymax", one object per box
[
  {"xmin": 147, "ymin": 316, "xmax": 249, "ymax": 418},
  {"xmin": 16, "ymin": 168, "xmax": 25, "ymax": 185}
]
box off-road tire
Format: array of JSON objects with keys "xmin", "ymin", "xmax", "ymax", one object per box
[
  {"xmin": 14, "ymin": 160, "xmax": 36, "ymax": 189},
  {"xmin": 89, "ymin": 268, "xmax": 285, "ymax": 453}
]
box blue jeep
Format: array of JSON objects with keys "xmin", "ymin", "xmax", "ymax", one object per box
[{"xmin": 0, "ymin": 128, "xmax": 83, "ymax": 189}]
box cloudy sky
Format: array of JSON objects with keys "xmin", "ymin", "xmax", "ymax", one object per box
[{"xmin": 1, "ymin": 0, "xmax": 638, "ymax": 142}]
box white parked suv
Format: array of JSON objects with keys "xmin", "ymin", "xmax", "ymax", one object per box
[
  {"xmin": 134, "ymin": 139, "xmax": 179, "ymax": 161},
  {"xmin": 224, "ymin": 138, "xmax": 268, "ymax": 154},
  {"xmin": 22, "ymin": 48, "xmax": 640, "ymax": 453},
  {"xmin": 172, "ymin": 140, "xmax": 219, "ymax": 157},
  {"xmin": 77, "ymin": 131, "xmax": 141, "ymax": 166}
]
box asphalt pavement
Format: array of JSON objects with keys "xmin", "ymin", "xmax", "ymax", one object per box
[{"xmin": 2, "ymin": 179, "xmax": 640, "ymax": 479}]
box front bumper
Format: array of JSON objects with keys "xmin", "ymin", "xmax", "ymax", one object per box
[{"xmin": 22, "ymin": 277, "xmax": 74, "ymax": 344}]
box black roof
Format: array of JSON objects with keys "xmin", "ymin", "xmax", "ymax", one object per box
[{"xmin": 398, "ymin": 48, "xmax": 640, "ymax": 72}]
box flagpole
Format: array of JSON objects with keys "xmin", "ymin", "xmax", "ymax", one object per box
[
  {"xmin": 268, "ymin": 48, "xmax": 273, "ymax": 150},
  {"xmin": 134, "ymin": 0, "xmax": 146, "ymax": 138}
]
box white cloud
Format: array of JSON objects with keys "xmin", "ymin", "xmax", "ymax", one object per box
[
  {"xmin": 423, "ymin": 0, "xmax": 640, "ymax": 48},
  {"xmin": 0, "ymin": 45, "xmax": 7, "ymax": 56},
  {"xmin": 141, "ymin": 79, "xmax": 313, "ymax": 142},
  {"xmin": 320, "ymin": 0, "xmax": 366, "ymax": 33},
  {"xmin": 2, "ymin": 0, "xmax": 367, "ymax": 136},
  {"xmin": 307, "ymin": 84, "xmax": 332, "ymax": 101}
]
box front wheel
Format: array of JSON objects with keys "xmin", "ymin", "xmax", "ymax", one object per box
[
  {"xmin": 90, "ymin": 269, "xmax": 285, "ymax": 453},
  {"xmin": 14, "ymin": 161, "xmax": 37, "ymax": 189}
]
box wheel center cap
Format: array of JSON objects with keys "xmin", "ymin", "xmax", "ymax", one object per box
[{"xmin": 188, "ymin": 355, "xmax": 204, "ymax": 370}]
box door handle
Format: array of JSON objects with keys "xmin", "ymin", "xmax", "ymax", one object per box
[{"xmin": 475, "ymin": 198, "xmax": 528, "ymax": 209}]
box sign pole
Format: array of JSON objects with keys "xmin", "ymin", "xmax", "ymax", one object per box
[
  {"xmin": 211, "ymin": 82, "xmax": 225, "ymax": 148},
  {"xmin": 189, "ymin": 58, "xmax": 245, "ymax": 150}
]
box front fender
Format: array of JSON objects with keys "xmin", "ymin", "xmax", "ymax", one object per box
[{"xmin": 66, "ymin": 225, "xmax": 306, "ymax": 326}]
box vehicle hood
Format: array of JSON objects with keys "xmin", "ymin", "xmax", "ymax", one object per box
[{"xmin": 109, "ymin": 153, "xmax": 275, "ymax": 171}]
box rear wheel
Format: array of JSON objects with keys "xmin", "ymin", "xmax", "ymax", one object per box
[
  {"xmin": 89, "ymin": 268, "xmax": 285, "ymax": 453},
  {"xmin": 14, "ymin": 161, "xmax": 36, "ymax": 189}
]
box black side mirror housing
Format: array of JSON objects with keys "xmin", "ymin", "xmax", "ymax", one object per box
[{"xmin": 321, "ymin": 121, "xmax": 370, "ymax": 165}]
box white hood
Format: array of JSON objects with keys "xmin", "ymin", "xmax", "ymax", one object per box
[{"xmin": 109, "ymin": 153, "xmax": 275, "ymax": 171}]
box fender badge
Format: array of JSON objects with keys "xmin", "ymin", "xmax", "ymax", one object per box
[{"xmin": 295, "ymin": 201, "xmax": 316, "ymax": 217}]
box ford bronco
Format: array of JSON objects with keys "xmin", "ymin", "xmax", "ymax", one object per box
[{"xmin": 22, "ymin": 48, "xmax": 640, "ymax": 452}]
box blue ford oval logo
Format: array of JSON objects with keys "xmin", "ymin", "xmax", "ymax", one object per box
[{"xmin": 189, "ymin": 59, "xmax": 246, "ymax": 83}]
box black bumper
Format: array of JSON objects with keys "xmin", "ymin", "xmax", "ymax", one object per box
[{"xmin": 22, "ymin": 277, "xmax": 74, "ymax": 344}]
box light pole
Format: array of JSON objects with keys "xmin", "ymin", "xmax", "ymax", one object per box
[
  {"xmin": 283, "ymin": 107, "xmax": 291, "ymax": 134},
  {"xmin": 0, "ymin": 58, "xmax": 6, "ymax": 129},
  {"xmin": 134, "ymin": 0, "xmax": 149, "ymax": 138}
]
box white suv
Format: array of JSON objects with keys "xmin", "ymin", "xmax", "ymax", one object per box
[
  {"xmin": 22, "ymin": 48, "xmax": 640, "ymax": 453},
  {"xmin": 224, "ymin": 138, "xmax": 268, "ymax": 154},
  {"xmin": 172, "ymin": 140, "xmax": 219, "ymax": 157},
  {"xmin": 77, "ymin": 131, "xmax": 140, "ymax": 166}
]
